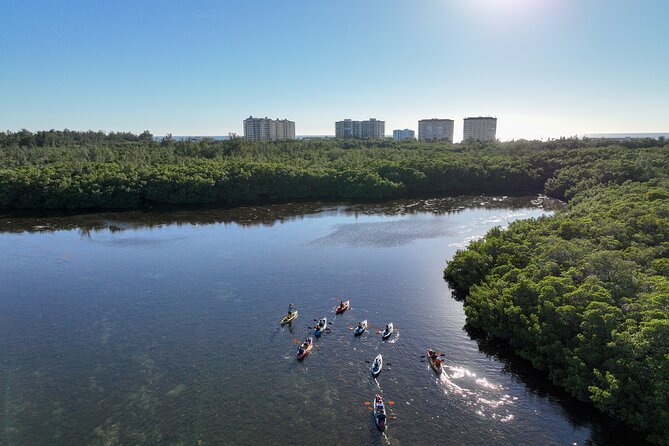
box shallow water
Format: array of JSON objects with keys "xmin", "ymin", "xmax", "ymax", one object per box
[{"xmin": 0, "ymin": 197, "xmax": 641, "ymax": 445}]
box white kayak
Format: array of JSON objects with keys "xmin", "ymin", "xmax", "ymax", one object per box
[
  {"xmin": 314, "ymin": 317, "xmax": 327, "ymax": 336},
  {"xmin": 371, "ymin": 354, "xmax": 383, "ymax": 376},
  {"xmin": 354, "ymin": 319, "xmax": 368, "ymax": 336},
  {"xmin": 381, "ymin": 322, "xmax": 393, "ymax": 340}
]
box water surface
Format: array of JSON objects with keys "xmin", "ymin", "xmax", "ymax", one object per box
[{"xmin": 0, "ymin": 197, "xmax": 640, "ymax": 445}]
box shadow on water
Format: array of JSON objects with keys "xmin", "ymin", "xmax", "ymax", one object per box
[
  {"xmin": 0, "ymin": 195, "xmax": 565, "ymax": 234},
  {"xmin": 463, "ymin": 325, "xmax": 648, "ymax": 446}
]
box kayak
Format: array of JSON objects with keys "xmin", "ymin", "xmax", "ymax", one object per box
[
  {"xmin": 354, "ymin": 319, "xmax": 367, "ymax": 336},
  {"xmin": 335, "ymin": 300, "xmax": 350, "ymax": 314},
  {"xmin": 371, "ymin": 354, "xmax": 383, "ymax": 377},
  {"xmin": 427, "ymin": 348, "xmax": 443, "ymax": 374},
  {"xmin": 314, "ymin": 317, "xmax": 328, "ymax": 336},
  {"xmin": 373, "ymin": 394, "xmax": 387, "ymax": 431},
  {"xmin": 381, "ymin": 322, "xmax": 394, "ymax": 340},
  {"xmin": 280, "ymin": 311, "xmax": 298, "ymax": 325},
  {"xmin": 297, "ymin": 337, "xmax": 313, "ymax": 360}
]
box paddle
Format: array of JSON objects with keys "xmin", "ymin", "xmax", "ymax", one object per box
[
  {"xmin": 420, "ymin": 353, "xmax": 446, "ymax": 358},
  {"xmin": 365, "ymin": 360, "xmax": 392, "ymax": 366}
]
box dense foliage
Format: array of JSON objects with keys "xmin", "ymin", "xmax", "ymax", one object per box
[
  {"xmin": 445, "ymin": 180, "xmax": 669, "ymax": 443},
  {"xmin": 1, "ymin": 129, "xmax": 668, "ymax": 210},
  {"xmin": 3, "ymin": 130, "xmax": 669, "ymax": 441}
]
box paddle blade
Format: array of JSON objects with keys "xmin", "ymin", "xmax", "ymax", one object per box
[
  {"xmin": 363, "ymin": 401, "xmax": 371, "ymax": 405},
  {"xmin": 388, "ymin": 401, "xmax": 395, "ymax": 405}
]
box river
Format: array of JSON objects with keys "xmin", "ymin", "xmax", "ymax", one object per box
[{"xmin": 0, "ymin": 197, "xmax": 641, "ymax": 445}]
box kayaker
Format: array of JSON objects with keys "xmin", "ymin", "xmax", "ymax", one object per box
[
  {"xmin": 385, "ymin": 324, "xmax": 389, "ymax": 331},
  {"xmin": 288, "ymin": 303, "xmax": 295, "ymax": 316}
]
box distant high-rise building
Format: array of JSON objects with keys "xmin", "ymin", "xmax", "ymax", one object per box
[
  {"xmin": 418, "ymin": 119, "xmax": 454, "ymax": 142},
  {"xmin": 335, "ymin": 119, "xmax": 361, "ymax": 138},
  {"xmin": 335, "ymin": 118, "xmax": 385, "ymax": 139},
  {"xmin": 243, "ymin": 116, "xmax": 295, "ymax": 141},
  {"xmin": 393, "ymin": 129, "xmax": 415, "ymax": 140},
  {"xmin": 463, "ymin": 117, "xmax": 497, "ymax": 142}
]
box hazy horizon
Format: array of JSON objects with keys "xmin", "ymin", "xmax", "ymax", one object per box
[{"xmin": 2, "ymin": 0, "xmax": 668, "ymax": 141}]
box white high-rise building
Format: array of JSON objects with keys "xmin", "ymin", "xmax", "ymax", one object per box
[
  {"xmin": 418, "ymin": 119, "xmax": 454, "ymax": 142},
  {"xmin": 243, "ymin": 116, "xmax": 295, "ymax": 141},
  {"xmin": 335, "ymin": 119, "xmax": 361, "ymax": 138},
  {"xmin": 463, "ymin": 117, "xmax": 497, "ymax": 142},
  {"xmin": 335, "ymin": 118, "xmax": 385, "ymax": 139},
  {"xmin": 393, "ymin": 129, "xmax": 415, "ymax": 140}
]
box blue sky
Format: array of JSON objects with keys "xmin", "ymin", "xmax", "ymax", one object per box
[{"xmin": 1, "ymin": 0, "xmax": 668, "ymax": 140}]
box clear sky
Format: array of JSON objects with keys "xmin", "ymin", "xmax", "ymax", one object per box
[{"xmin": 1, "ymin": 0, "xmax": 668, "ymax": 140}]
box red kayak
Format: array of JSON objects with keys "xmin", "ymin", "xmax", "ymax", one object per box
[
  {"xmin": 335, "ymin": 300, "xmax": 350, "ymax": 314},
  {"xmin": 297, "ymin": 337, "xmax": 313, "ymax": 360}
]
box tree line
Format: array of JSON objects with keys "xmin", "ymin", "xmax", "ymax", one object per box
[
  {"xmin": 1, "ymin": 130, "xmax": 668, "ymax": 211},
  {"xmin": 444, "ymin": 180, "xmax": 669, "ymax": 444},
  {"xmin": 2, "ymin": 129, "xmax": 669, "ymax": 441}
]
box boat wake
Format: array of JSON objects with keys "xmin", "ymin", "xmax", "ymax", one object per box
[
  {"xmin": 381, "ymin": 431, "xmax": 392, "ymax": 445},
  {"xmin": 438, "ymin": 365, "xmax": 516, "ymax": 423}
]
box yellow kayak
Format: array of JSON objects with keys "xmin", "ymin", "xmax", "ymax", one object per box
[{"xmin": 280, "ymin": 311, "xmax": 298, "ymax": 325}]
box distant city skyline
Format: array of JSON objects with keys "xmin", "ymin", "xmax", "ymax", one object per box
[{"xmin": 1, "ymin": 0, "xmax": 668, "ymax": 141}]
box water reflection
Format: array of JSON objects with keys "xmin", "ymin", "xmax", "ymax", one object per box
[
  {"xmin": 464, "ymin": 325, "xmax": 647, "ymax": 446},
  {"xmin": 0, "ymin": 195, "xmax": 642, "ymax": 446},
  {"xmin": 0, "ymin": 195, "xmax": 564, "ymax": 234}
]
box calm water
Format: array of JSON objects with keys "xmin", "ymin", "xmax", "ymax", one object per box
[{"xmin": 0, "ymin": 197, "xmax": 641, "ymax": 445}]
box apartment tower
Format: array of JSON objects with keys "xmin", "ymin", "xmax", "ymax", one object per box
[
  {"xmin": 335, "ymin": 118, "xmax": 385, "ymax": 139},
  {"xmin": 393, "ymin": 129, "xmax": 415, "ymax": 140},
  {"xmin": 243, "ymin": 116, "xmax": 296, "ymax": 141},
  {"xmin": 418, "ymin": 119, "xmax": 454, "ymax": 142},
  {"xmin": 463, "ymin": 117, "xmax": 497, "ymax": 142}
]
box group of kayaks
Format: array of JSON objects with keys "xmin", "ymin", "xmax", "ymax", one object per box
[{"xmin": 280, "ymin": 299, "xmax": 442, "ymax": 432}]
